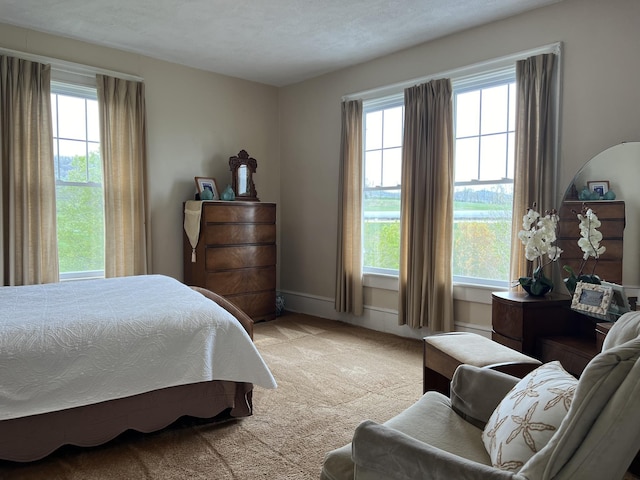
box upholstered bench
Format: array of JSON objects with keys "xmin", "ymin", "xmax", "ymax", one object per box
[{"xmin": 423, "ymin": 331, "xmax": 541, "ymax": 394}]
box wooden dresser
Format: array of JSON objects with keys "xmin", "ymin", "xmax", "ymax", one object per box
[
  {"xmin": 183, "ymin": 201, "xmax": 277, "ymax": 322},
  {"xmin": 492, "ymin": 291, "xmax": 599, "ymax": 377}
]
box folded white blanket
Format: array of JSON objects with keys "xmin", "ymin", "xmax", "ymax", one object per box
[{"xmin": 0, "ymin": 274, "xmax": 277, "ymax": 421}]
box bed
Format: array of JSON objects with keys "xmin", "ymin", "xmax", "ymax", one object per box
[{"xmin": 0, "ymin": 274, "xmax": 277, "ymax": 462}]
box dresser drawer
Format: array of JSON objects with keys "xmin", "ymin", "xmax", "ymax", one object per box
[
  {"xmin": 205, "ymin": 245, "xmax": 276, "ymax": 270},
  {"xmin": 203, "ymin": 203, "xmax": 276, "ymax": 223},
  {"xmin": 206, "ymin": 266, "xmax": 275, "ymax": 296},
  {"xmin": 492, "ymin": 302, "xmax": 523, "ymax": 341},
  {"xmin": 227, "ymin": 290, "xmax": 276, "ymax": 321},
  {"xmin": 205, "ymin": 224, "xmax": 276, "ymax": 245}
]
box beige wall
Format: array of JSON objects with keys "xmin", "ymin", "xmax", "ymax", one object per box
[
  {"xmin": 0, "ymin": 23, "xmax": 280, "ymax": 283},
  {"xmin": 2, "ymin": 0, "xmax": 639, "ymax": 337},
  {"xmin": 278, "ymin": 0, "xmax": 640, "ymax": 336}
]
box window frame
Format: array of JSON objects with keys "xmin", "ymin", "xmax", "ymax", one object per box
[
  {"xmin": 451, "ymin": 68, "xmax": 516, "ymax": 288},
  {"xmin": 362, "ymin": 93, "xmax": 404, "ymax": 276},
  {"xmin": 354, "ymin": 43, "xmax": 561, "ymax": 290},
  {"xmin": 51, "ymin": 79, "xmax": 105, "ymax": 281}
]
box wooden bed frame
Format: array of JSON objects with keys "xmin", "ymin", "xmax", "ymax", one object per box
[{"xmin": 0, "ymin": 287, "xmax": 255, "ymax": 462}]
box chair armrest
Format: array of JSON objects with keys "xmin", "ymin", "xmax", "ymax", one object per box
[
  {"xmin": 450, "ymin": 365, "xmax": 520, "ymax": 428},
  {"xmin": 352, "ymin": 421, "xmax": 519, "ymax": 480}
]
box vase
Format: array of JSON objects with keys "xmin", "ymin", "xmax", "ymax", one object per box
[
  {"xmin": 519, "ymin": 274, "xmax": 554, "ymax": 297},
  {"xmin": 221, "ymin": 184, "xmax": 236, "ymax": 201}
]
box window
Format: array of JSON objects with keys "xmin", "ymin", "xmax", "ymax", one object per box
[
  {"xmin": 452, "ymin": 71, "xmax": 515, "ymax": 286},
  {"xmin": 361, "ymin": 69, "xmax": 516, "ymax": 286},
  {"xmin": 51, "ymin": 82, "xmax": 105, "ymax": 280},
  {"xmin": 362, "ymin": 95, "xmax": 403, "ymax": 275}
]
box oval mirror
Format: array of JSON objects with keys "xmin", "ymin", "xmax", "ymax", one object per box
[{"xmin": 562, "ymin": 142, "xmax": 640, "ymax": 288}]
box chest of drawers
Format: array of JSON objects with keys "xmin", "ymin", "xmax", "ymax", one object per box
[{"xmin": 184, "ymin": 201, "xmax": 276, "ymax": 322}]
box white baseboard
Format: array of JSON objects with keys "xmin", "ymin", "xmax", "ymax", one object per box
[{"xmin": 278, "ymin": 289, "xmax": 491, "ymax": 340}]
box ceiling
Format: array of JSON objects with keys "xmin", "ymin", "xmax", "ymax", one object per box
[{"xmin": 0, "ymin": 0, "xmax": 562, "ymax": 87}]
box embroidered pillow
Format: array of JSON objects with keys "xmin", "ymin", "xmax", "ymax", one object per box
[{"xmin": 481, "ymin": 361, "xmax": 577, "ymax": 472}]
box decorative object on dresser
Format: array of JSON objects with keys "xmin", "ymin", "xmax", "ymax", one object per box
[
  {"xmin": 194, "ymin": 176, "xmax": 219, "ymax": 200},
  {"xmin": 183, "ymin": 201, "xmax": 276, "ymax": 321},
  {"xmin": 558, "ymin": 200, "xmax": 625, "ymax": 287},
  {"xmin": 229, "ymin": 149, "xmax": 259, "ymax": 201},
  {"xmin": 516, "ymin": 204, "xmax": 562, "ymax": 296}
]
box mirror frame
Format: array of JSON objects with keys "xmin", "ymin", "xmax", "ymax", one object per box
[{"xmin": 229, "ymin": 149, "xmax": 259, "ymax": 201}]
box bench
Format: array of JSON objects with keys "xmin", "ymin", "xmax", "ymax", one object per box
[{"xmin": 423, "ymin": 332, "xmax": 541, "ymax": 394}]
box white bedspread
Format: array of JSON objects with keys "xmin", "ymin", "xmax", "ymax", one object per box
[{"xmin": 0, "ymin": 275, "xmax": 277, "ymax": 421}]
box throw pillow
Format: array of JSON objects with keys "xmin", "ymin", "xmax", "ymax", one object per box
[{"xmin": 481, "ymin": 361, "xmax": 577, "ymax": 472}]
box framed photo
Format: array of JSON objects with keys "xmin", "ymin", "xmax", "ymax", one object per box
[
  {"xmin": 194, "ymin": 177, "xmax": 219, "ymax": 200},
  {"xmin": 571, "ymin": 281, "xmax": 613, "ymax": 319},
  {"xmin": 601, "ymin": 281, "xmax": 631, "ymax": 320},
  {"xmin": 587, "ymin": 180, "xmax": 609, "ymax": 198}
]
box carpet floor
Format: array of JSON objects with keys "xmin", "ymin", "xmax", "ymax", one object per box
[{"xmin": 0, "ymin": 313, "xmax": 424, "ymax": 479}]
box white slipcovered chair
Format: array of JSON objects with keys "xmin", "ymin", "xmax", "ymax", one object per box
[{"xmin": 321, "ymin": 311, "xmax": 640, "ymax": 480}]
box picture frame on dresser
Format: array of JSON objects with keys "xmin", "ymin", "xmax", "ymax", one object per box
[
  {"xmin": 571, "ymin": 281, "xmax": 613, "ymax": 319},
  {"xmin": 601, "ymin": 281, "xmax": 631, "ymax": 320},
  {"xmin": 587, "ymin": 180, "xmax": 609, "ymax": 197},
  {"xmin": 195, "ymin": 176, "xmax": 219, "ymax": 200}
]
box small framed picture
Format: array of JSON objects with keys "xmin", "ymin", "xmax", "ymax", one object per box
[
  {"xmin": 587, "ymin": 180, "xmax": 609, "ymax": 198},
  {"xmin": 601, "ymin": 281, "xmax": 631, "ymax": 320},
  {"xmin": 571, "ymin": 281, "xmax": 613, "ymax": 319},
  {"xmin": 194, "ymin": 177, "xmax": 219, "ymax": 200}
]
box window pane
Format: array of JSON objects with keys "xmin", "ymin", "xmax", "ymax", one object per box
[
  {"xmin": 453, "ymin": 184, "xmax": 513, "ymax": 281},
  {"xmin": 87, "ymin": 143, "xmax": 103, "ymax": 183},
  {"xmin": 507, "ymin": 131, "xmax": 515, "ymax": 179},
  {"xmin": 56, "ymin": 184, "xmax": 104, "ymax": 274},
  {"xmin": 365, "ymin": 110, "xmax": 382, "ymax": 150},
  {"xmin": 87, "ymin": 99, "xmax": 100, "ymax": 142},
  {"xmin": 57, "ymin": 95, "xmax": 87, "ymax": 140},
  {"xmin": 57, "ymin": 140, "xmax": 88, "ymax": 182},
  {"xmin": 480, "ymin": 85, "xmax": 509, "ymax": 135},
  {"xmin": 479, "ymin": 134, "xmax": 507, "ymax": 181},
  {"xmin": 51, "ymin": 95, "xmax": 58, "ymax": 138},
  {"xmin": 382, "ymin": 147, "xmax": 401, "ymax": 187},
  {"xmin": 363, "ymin": 189, "xmax": 400, "ymax": 270},
  {"xmin": 456, "ymin": 90, "xmax": 480, "ymax": 137},
  {"xmin": 382, "ymin": 106, "xmax": 403, "ymax": 148},
  {"xmin": 365, "ymin": 150, "xmax": 382, "ymax": 187},
  {"xmin": 455, "ymin": 137, "xmax": 479, "ymax": 182},
  {"xmin": 508, "ymin": 83, "xmax": 516, "ymax": 131}
]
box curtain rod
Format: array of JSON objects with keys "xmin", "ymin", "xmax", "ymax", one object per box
[
  {"xmin": 0, "ymin": 46, "xmax": 144, "ymax": 83},
  {"xmin": 342, "ymin": 42, "xmax": 561, "ymax": 102}
]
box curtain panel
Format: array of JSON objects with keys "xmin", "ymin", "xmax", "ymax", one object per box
[
  {"xmin": 335, "ymin": 99, "xmax": 364, "ymax": 315},
  {"xmin": 97, "ymin": 75, "xmax": 150, "ymax": 277},
  {"xmin": 398, "ymin": 79, "xmax": 454, "ymax": 331},
  {"xmin": 0, "ymin": 55, "xmax": 59, "ymax": 286},
  {"xmin": 509, "ymin": 53, "xmax": 557, "ymax": 284}
]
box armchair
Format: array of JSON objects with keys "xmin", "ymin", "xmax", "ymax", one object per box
[{"xmin": 321, "ymin": 311, "xmax": 640, "ymax": 480}]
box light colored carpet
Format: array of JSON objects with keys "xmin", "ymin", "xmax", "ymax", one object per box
[{"xmin": 0, "ymin": 313, "xmax": 424, "ymax": 479}]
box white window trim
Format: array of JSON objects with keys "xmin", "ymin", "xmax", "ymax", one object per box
[
  {"xmin": 343, "ymin": 42, "xmax": 561, "ymax": 102},
  {"xmin": 0, "ymin": 47, "xmax": 143, "ymax": 84}
]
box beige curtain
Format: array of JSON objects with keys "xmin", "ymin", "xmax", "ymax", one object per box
[
  {"xmin": 335, "ymin": 100, "xmax": 364, "ymax": 315},
  {"xmin": 97, "ymin": 75, "xmax": 150, "ymax": 277},
  {"xmin": 0, "ymin": 56, "xmax": 59, "ymax": 286},
  {"xmin": 510, "ymin": 53, "xmax": 557, "ymax": 283},
  {"xmin": 398, "ymin": 79, "xmax": 454, "ymax": 331}
]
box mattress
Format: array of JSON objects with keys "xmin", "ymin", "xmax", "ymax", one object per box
[{"xmin": 0, "ymin": 274, "xmax": 277, "ymax": 421}]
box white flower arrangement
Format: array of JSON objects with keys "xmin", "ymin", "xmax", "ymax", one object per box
[
  {"xmin": 517, "ymin": 204, "xmax": 563, "ymax": 295},
  {"xmin": 577, "ymin": 207, "xmax": 606, "ymax": 260},
  {"xmin": 563, "ymin": 205, "xmax": 606, "ymax": 294}
]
